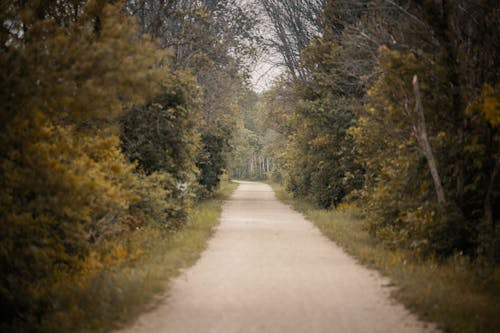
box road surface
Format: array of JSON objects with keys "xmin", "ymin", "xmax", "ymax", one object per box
[{"xmin": 116, "ymin": 181, "xmax": 437, "ymax": 333}]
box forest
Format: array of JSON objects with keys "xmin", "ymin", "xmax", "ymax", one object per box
[
  {"xmin": 1, "ymin": 0, "xmax": 499, "ymax": 332},
  {"xmin": 233, "ymin": 0, "xmax": 499, "ymax": 259}
]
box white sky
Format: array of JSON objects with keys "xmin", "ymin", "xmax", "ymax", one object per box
[
  {"xmin": 238, "ymin": 0, "xmax": 284, "ymax": 93},
  {"xmin": 250, "ymin": 53, "xmax": 284, "ymax": 93}
]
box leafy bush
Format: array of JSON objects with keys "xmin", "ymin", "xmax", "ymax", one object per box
[{"xmin": 0, "ymin": 1, "xmax": 166, "ymax": 327}]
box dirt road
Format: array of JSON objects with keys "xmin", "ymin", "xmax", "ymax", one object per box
[{"xmin": 117, "ymin": 181, "xmax": 437, "ymax": 333}]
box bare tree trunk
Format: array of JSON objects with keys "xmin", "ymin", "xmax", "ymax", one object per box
[
  {"xmin": 252, "ymin": 154, "xmax": 255, "ymax": 176},
  {"xmin": 484, "ymin": 158, "xmax": 499, "ymax": 226},
  {"xmin": 412, "ymin": 75, "xmax": 446, "ymax": 204}
]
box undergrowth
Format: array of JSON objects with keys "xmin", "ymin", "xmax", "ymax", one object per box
[
  {"xmin": 9, "ymin": 179, "xmax": 238, "ymax": 333},
  {"xmin": 270, "ymin": 182, "xmax": 500, "ymax": 333}
]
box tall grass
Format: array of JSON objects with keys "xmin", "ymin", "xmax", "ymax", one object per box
[
  {"xmin": 14, "ymin": 179, "xmax": 238, "ymax": 333},
  {"xmin": 270, "ymin": 182, "xmax": 500, "ymax": 333}
]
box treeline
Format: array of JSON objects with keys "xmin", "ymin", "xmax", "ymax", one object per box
[
  {"xmin": 256, "ymin": 0, "xmax": 499, "ymax": 261},
  {"xmin": 0, "ymin": 0, "xmax": 257, "ymax": 329},
  {"xmin": 228, "ymin": 91, "xmax": 280, "ymax": 180}
]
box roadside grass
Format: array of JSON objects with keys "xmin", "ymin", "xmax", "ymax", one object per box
[
  {"xmin": 30, "ymin": 179, "xmax": 238, "ymax": 333},
  {"xmin": 270, "ymin": 182, "xmax": 500, "ymax": 333}
]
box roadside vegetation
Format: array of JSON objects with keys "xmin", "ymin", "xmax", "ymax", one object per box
[
  {"xmin": 231, "ymin": 2, "xmax": 499, "ymax": 331},
  {"xmin": 1, "ymin": 1, "xmax": 254, "ymax": 331},
  {"xmin": 7, "ymin": 179, "xmax": 237, "ymax": 333},
  {"xmin": 235, "ymin": 0, "xmax": 499, "ymax": 265},
  {"xmin": 271, "ymin": 182, "xmax": 500, "ymax": 333}
]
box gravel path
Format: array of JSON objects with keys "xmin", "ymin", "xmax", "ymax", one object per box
[{"xmin": 116, "ymin": 181, "xmax": 437, "ymax": 333}]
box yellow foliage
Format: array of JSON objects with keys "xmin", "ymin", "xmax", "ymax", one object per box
[
  {"xmin": 0, "ymin": 1, "xmax": 172, "ymax": 326},
  {"xmin": 467, "ymin": 84, "xmax": 500, "ymax": 127},
  {"xmin": 336, "ymin": 202, "xmax": 354, "ymax": 211}
]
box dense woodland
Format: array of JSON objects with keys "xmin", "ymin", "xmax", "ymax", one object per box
[
  {"xmin": 0, "ymin": 0, "xmax": 499, "ymax": 331},
  {"xmin": 234, "ymin": 0, "xmax": 499, "ymax": 260},
  {"xmin": 0, "ymin": 0, "xmax": 259, "ymax": 329}
]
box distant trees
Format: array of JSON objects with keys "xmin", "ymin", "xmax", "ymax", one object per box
[
  {"xmin": 126, "ymin": 0, "xmax": 261, "ymax": 194},
  {"xmin": 228, "ymin": 89, "xmax": 278, "ymax": 180},
  {"xmin": 259, "ymin": 0, "xmax": 368, "ymax": 207}
]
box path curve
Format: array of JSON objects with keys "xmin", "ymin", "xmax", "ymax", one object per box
[{"xmin": 116, "ymin": 181, "xmax": 437, "ymax": 333}]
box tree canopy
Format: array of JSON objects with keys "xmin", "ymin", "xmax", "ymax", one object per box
[{"xmin": 252, "ymin": 0, "xmax": 499, "ymax": 260}]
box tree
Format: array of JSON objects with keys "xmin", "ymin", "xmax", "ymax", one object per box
[
  {"xmin": 349, "ymin": 0, "xmax": 500, "ymax": 257},
  {"xmin": 0, "ymin": 0, "xmax": 170, "ymax": 325},
  {"xmin": 127, "ymin": 0, "xmax": 261, "ymax": 193},
  {"xmin": 258, "ymin": 0, "xmax": 499, "ymax": 259},
  {"xmin": 228, "ymin": 89, "xmax": 278, "ymax": 180},
  {"xmin": 258, "ymin": 0, "xmax": 325, "ymax": 81},
  {"xmin": 412, "ymin": 75, "xmax": 446, "ymax": 204},
  {"xmin": 121, "ymin": 71, "xmax": 201, "ymax": 224}
]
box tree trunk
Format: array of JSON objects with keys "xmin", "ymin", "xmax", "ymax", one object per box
[
  {"xmin": 484, "ymin": 158, "xmax": 499, "ymax": 226},
  {"xmin": 413, "ymin": 75, "xmax": 446, "ymax": 204}
]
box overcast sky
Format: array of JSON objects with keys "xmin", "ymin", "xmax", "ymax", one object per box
[
  {"xmin": 250, "ymin": 53, "xmax": 283, "ymax": 93},
  {"xmin": 238, "ymin": 0, "xmax": 284, "ymax": 93}
]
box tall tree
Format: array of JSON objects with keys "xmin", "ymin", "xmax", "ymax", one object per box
[
  {"xmin": 258, "ymin": 0, "xmax": 499, "ymax": 258},
  {"xmin": 126, "ymin": 0, "xmax": 261, "ymax": 193},
  {"xmin": 258, "ymin": 0, "xmax": 325, "ymax": 81},
  {"xmin": 0, "ymin": 0, "xmax": 168, "ymax": 324}
]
